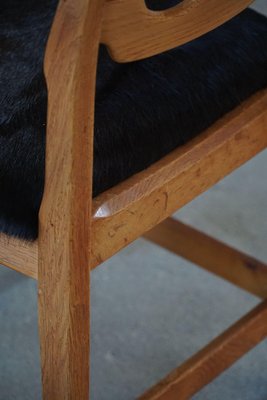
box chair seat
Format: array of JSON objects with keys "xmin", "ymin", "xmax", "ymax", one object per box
[{"xmin": 0, "ymin": 1, "xmax": 267, "ymax": 240}]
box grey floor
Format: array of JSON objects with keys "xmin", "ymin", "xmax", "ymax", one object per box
[{"xmin": 1, "ymin": 2, "xmax": 267, "ymax": 400}]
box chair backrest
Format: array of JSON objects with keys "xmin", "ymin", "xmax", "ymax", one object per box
[{"xmin": 101, "ymin": 0, "xmax": 253, "ymax": 62}]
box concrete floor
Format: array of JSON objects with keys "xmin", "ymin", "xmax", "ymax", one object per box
[{"xmin": 0, "ymin": 2, "xmax": 266, "ymax": 399}]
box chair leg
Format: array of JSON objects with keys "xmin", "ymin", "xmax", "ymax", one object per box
[{"xmin": 38, "ymin": 251, "xmax": 90, "ymax": 399}]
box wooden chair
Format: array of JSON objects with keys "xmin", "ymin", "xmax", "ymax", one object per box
[{"xmin": 1, "ymin": 0, "xmax": 267, "ymax": 398}]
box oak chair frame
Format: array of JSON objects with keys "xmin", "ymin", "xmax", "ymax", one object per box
[{"xmin": 0, "ymin": 0, "xmax": 267, "ymax": 398}]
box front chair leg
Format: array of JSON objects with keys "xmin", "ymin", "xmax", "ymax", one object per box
[
  {"xmin": 38, "ymin": 247, "xmax": 90, "ymax": 400},
  {"xmin": 37, "ymin": 0, "xmax": 104, "ymax": 396}
]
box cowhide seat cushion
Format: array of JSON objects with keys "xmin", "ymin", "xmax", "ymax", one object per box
[{"xmin": 0, "ymin": 1, "xmax": 267, "ymax": 240}]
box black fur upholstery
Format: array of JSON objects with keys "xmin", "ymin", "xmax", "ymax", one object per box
[{"xmin": 0, "ymin": 1, "xmax": 267, "ymax": 240}]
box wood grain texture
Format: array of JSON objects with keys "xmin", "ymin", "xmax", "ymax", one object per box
[
  {"xmin": 2, "ymin": 2, "xmax": 267, "ymax": 399},
  {"xmin": 0, "ymin": 234, "xmax": 37, "ymax": 279},
  {"xmin": 144, "ymin": 218, "xmax": 267, "ymax": 299},
  {"xmin": 38, "ymin": 0, "xmax": 104, "ymax": 398},
  {"xmin": 92, "ymin": 89, "xmax": 267, "ymax": 268},
  {"xmin": 139, "ymin": 299, "xmax": 267, "ymax": 400},
  {"xmin": 1, "ymin": 90, "xmax": 267, "ymax": 278},
  {"xmin": 102, "ymin": 0, "xmax": 252, "ymax": 62}
]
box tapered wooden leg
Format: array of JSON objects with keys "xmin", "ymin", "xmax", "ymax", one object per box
[
  {"xmin": 37, "ymin": 0, "xmax": 103, "ymax": 397},
  {"xmin": 38, "ymin": 245, "xmax": 90, "ymax": 400}
]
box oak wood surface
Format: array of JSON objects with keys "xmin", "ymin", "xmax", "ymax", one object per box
[
  {"xmin": 1, "ymin": 1, "xmax": 266, "ymax": 398},
  {"xmin": 139, "ymin": 299, "xmax": 267, "ymax": 400},
  {"xmin": 102, "ymin": 0, "xmax": 252, "ymax": 62},
  {"xmin": 37, "ymin": 0, "xmax": 104, "ymax": 398},
  {"xmin": 0, "ymin": 234, "xmax": 37, "ymax": 279},
  {"xmin": 92, "ymin": 89, "xmax": 267, "ymax": 267},
  {"xmin": 1, "ymin": 90, "xmax": 267, "ymax": 278},
  {"xmin": 144, "ymin": 218, "xmax": 267, "ymax": 299}
]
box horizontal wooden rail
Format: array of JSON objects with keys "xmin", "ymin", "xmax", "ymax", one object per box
[
  {"xmin": 102, "ymin": 0, "xmax": 252, "ymax": 62},
  {"xmin": 92, "ymin": 90, "xmax": 267, "ymax": 268},
  {"xmin": 1, "ymin": 90, "xmax": 267, "ymax": 278},
  {"xmin": 144, "ymin": 218, "xmax": 267, "ymax": 299},
  {"xmin": 139, "ymin": 299, "xmax": 267, "ymax": 400},
  {"xmin": 0, "ymin": 234, "xmax": 37, "ymax": 279}
]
